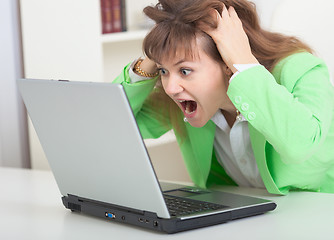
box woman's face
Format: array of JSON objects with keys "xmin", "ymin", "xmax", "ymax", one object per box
[{"xmin": 157, "ymin": 40, "xmax": 233, "ymax": 128}]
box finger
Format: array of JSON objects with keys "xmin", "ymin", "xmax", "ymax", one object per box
[
  {"xmin": 198, "ymin": 9, "xmax": 220, "ymax": 32},
  {"xmin": 228, "ymin": 6, "xmax": 239, "ymax": 20},
  {"xmin": 221, "ymin": 4, "xmax": 230, "ymax": 19},
  {"xmin": 208, "ymin": 8, "xmax": 221, "ymax": 21},
  {"xmin": 228, "ymin": 6, "xmax": 243, "ymax": 27},
  {"xmin": 197, "ymin": 7, "xmax": 223, "ymax": 36}
]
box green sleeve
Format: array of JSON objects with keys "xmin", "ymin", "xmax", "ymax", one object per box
[
  {"xmin": 227, "ymin": 52, "xmax": 334, "ymax": 164},
  {"xmin": 112, "ymin": 63, "xmax": 171, "ymax": 139}
]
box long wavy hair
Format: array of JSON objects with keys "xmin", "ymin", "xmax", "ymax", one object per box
[{"xmin": 142, "ymin": 0, "xmax": 313, "ymax": 139}]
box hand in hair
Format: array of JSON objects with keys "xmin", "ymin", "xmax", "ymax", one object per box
[{"xmin": 199, "ymin": 4, "xmax": 258, "ymax": 73}]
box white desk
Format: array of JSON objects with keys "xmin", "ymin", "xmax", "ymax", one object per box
[{"xmin": 1, "ymin": 167, "xmax": 333, "ymax": 239}]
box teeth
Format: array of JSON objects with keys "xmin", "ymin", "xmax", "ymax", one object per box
[
  {"xmin": 185, "ymin": 101, "xmax": 195, "ymax": 114},
  {"xmin": 177, "ymin": 100, "xmax": 196, "ymax": 115}
]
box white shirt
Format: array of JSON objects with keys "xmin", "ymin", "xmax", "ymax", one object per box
[
  {"xmin": 209, "ymin": 64, "xmax": 265, "ymax": 188},
  {"xmin": 211, "ymin": 111, "xmax": 265, "ymax": 188},
  {"xmin": 129, "ymin": 61, "xmax": 265, "ymax": 188}
]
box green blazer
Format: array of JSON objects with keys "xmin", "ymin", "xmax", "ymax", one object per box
[{"xmin": 113, "ymin": 52, "xmax": 334, "ymax": 195}]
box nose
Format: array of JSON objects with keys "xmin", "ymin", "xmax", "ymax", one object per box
[{"xmin": 163, "ymin": 75, "xmax": 184, "ymax": 97}]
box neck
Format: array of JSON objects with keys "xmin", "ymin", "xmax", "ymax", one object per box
[{"xmin": 220, "ymin": 109, "xmax": 237, "ymax": 128}]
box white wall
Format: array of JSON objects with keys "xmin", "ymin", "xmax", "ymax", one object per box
[
  {"xmin": 270, "ymin": 0, "xmax": 334, "ymax": 80},
  {"xmin": 251, "ymin": 0, "xmax": 281, "ymax": 29},
  {"xmin": 0, "ymin": 0, "xmax": 30, "ymax": 168},
  {"xmin": 253, "ymin": 0, "xmax": 333, "ymax": 79}
]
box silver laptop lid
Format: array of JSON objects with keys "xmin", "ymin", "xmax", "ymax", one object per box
[{"xmin": 18, "ymin": 79, "xmax": 170, "ymax": 218}]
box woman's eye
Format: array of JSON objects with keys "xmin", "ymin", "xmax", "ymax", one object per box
[
  {"xmin": 159, "ymin": 68, "xmax": 168, "ymax": 75},
  {"xmin": 181, "ymin": 69, "xmax": 191, "ymax": 76}
]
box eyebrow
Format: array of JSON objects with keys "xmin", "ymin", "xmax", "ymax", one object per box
[
  {"xmin": 174, "ymin": 59, "xmax": 187, "ymax": 66},
  {"xmin": 156, "ymin": 59, "xmax": 192, "ymax": 67}
]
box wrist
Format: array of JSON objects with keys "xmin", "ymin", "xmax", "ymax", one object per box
[
  {"xmin": 133, "ymin": 58, "xmax": 159, "ymax": 78},
  {"xmin": 230, "ymin": 55, "xmax": 259, "ymax": 73}
]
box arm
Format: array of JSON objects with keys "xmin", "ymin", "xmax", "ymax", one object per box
[
  {"xmin": 112, "ymin": 59, "xmax": 171, "ymax": 139},
  {"xmin": 200, "ymin": 5, "xmax": 334, "ymax": 163},
  {"xmin": 228, "ymin": 53, "xmax": 334, "ymax": 164}
]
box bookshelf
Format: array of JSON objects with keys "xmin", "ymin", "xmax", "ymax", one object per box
[
  {"xmin": 20, "ymin": 0, "xmax": 189, "ymax": 181},
  {"xmin": 101, "ymin": 30, "xmax": 149, "ymax": 43}
]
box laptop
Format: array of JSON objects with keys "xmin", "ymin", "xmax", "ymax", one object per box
[{"xmin": 17, "ymin": 78, "xmax": 276, "ymax": 233}]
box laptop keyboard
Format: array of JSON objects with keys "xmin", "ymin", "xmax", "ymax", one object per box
[{"xmin": 164, "ymin": 195, "xmax": 226, "ymax": 217}]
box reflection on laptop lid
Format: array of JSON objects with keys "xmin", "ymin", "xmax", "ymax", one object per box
[{"xmin": 18, "ymin": 78, "xmax": 276, "ymax": 233}]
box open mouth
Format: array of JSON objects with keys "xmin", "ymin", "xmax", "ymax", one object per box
[{"xmin": 179, "ymin": 100, "xmax": 197, "ymax": 115}]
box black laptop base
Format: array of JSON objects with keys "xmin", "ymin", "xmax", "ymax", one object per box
[{"xmin": 62, "ymin": 195, "xmax": 276, "ymax": 234}]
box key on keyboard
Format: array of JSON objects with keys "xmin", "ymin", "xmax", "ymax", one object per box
[{"xmin": 164, "ymin": 195, "xmax": 226, "ymax": 217}]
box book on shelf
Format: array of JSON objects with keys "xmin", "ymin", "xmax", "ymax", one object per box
[{"xmin": 100, "ymin": 0, "xmax": 127, "ymax": 34}]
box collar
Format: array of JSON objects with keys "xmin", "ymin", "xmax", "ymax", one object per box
[{"xmin": 211, "ymin": 110, "xmax": 247, "ymax": 133}]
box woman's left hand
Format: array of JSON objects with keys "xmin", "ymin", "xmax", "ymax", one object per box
[{"xmin": 200, "ymin": 5, "xmax": 259, "ymax": 73}]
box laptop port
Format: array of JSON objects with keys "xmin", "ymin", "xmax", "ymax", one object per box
[{"xmin": 105, "ymin": 212, "xmax": 116, "ymax": 219}]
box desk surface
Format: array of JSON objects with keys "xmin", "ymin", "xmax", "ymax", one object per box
[{"xmin": 1, "ymin": 167, "xmax": 333, "ymax": 239}]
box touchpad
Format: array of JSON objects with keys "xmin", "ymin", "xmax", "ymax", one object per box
[{"xmin": 164, "ymin": 188, "xmax": 210, "ymax": 198}]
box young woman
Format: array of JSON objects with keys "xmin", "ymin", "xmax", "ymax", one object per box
[{"xmin": 112, "ymin": 0, "xmax": 334, "ymax": 195}]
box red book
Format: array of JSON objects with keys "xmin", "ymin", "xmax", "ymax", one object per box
[
  {"xmin": 111, "ymin": 0, "xmax": 122, "ymax": 33},
  {"xmin": 101, "ymin": 0, "xmax": 126, "ymax": 34},
  {"xmin": 100, "ymin": 0, "xmax": 113, "ymax": 34}
]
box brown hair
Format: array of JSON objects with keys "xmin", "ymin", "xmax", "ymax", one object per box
[{"xmin": 142, "ymin": 0, "xmax": 313, "ymax": 139}]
